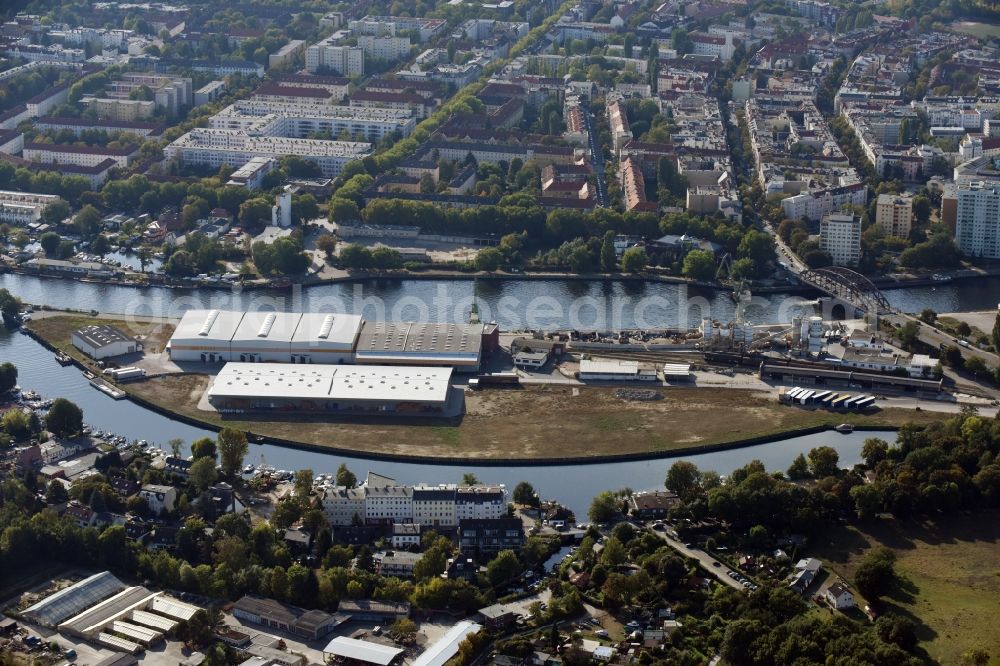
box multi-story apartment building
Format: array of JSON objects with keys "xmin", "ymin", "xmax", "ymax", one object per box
[
  {"xmin": 321, "ymin": 486, "xmax": 366, "ymax": 526},
  {"xmin": 955, "ymin": 181, "xmax": 1000, "ymax": 259},
  {"xmin": 0, "ymin": 190, "xmax": 62, "ymax": 225},
  {"xmin": 455, "ymin": 485, "xmax": 507, "ymax": 521},
  {"xmin": 210, "ymin": 100, "xmax": 414, "ymax": 142},
  {"xmin": 820, "ymin": 212, "xmax": 862, "ymax": 266},
  {"xmin": 875, "ymin": 194, "xmax": 913, "ymax": 239},
  {"xmin": 305, "ymin": 37, "xmax": 364, "ymax": 76},
  {"xmin": 22, "ymin": 142, "xmax": 138, "ymax": 168},
  {"xmin": 358, "ymin": 35, "xmax": 411, "ymax": 62},
  {"xmin": 412, "ymin": 484, "xmax": 458, "ymax": 528},
  {"xmin": 164, "ymin": 129, "xmax": 371, "ymax": 178},
  {"xmin": 365, "ymin": 475, "xmax": 413, "ymax": 525}
]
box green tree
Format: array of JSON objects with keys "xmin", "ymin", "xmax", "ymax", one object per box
[
  {"xmin": 993, "ymin": 313, "xmax": 1000, "ymax": 352},
  {"xmin": 862, "ymin": 438, "xmax": 889, "ymax": 467},
  {"xmin": 486, "ymin": 549, "xmax": 521, "ymax": 585},
  {"xmin": 911, "ymin": 195, "xmax": 932, "ymax": 225},
  {"xmin": 620, "ymin": 246, "xmax": 648, "ymax": 273},
  {"xmin": 600, "ymin": 231, "xmax": 616, "ymax": 272},
  {"xmin": 191, "ymin": 437, "xmax": 217, "ymax": 460},
  {"xmin": 217, "ymin": 428, "xmax": 248, "ymax": 478},
  {"xmin": 2, "ymin": 408, "xmax": 29, "ymax": 440},
  {"xmin": 512, "ymin": 481, "xmax": 537, "ymax": 506},
  {"xmin": 665, "ymin": 461, "xmax": 700, "ymax": 500},
  {"xmin": 850, "ymin": 484, "xmax": 882, "ymax": 519},
  {"xmin": 39, "ymin": 231, "xmax": 62, "ymax": 257},
  {"xmin": 73, "ymin": 204, "xmax": 102, "ymax": 239},
  {"xmin": 682, "ymin": 249, "xmax": 716, "ymax": 281},
  {"xmin": 336, "ymin": 463, "xmax": 357, "ymax": 488},
  {"xmin": 45, "ymin": 398, "xmax": 83, "ymax": 437},
  {"xmin": 588, "ymin": 490, "xmax": 618, "ymax": 524},
  {"xmin": 786, "ymin": 453, "xmax": 811, "ymax": 479},
  {"xmin": 294, "ymin": 469, "xmax": 314, "ymax": 498},
  {"xmin": 854, "ymin": 547, "xmax": 896, "ymax": 601},
  {"xmin": 0, "ymin": 362, "xmax": 17, "ymax": 393},
  {"xmin": 807, "ymin": 446, "xmax": 840, "ymax": 478},
  {"xmin": 189, "ymin": 456, "xmax": 218, "ymax": 490},
  {"xmin": 316, "ymin": 234, "xmax": 337, "ymax": 260},
  {"xmin": 41, "ymin": 199, "xmax": 70, "ymax": 225},
  {"xmin": 474, "ymin": 247, "xmax": 503, "ymax": 272}
]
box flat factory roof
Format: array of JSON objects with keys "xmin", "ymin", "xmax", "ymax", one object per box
[
  {"xmin": 580, "ymin": 359, "xmax": 639, "ymax": 374},
  {"xmin": 291, "ymin": 312, "xmax": 364, "ymax": 350},
  {"xmin": 74, "ymin": 324, "xmax": 132, "ymax": 348},
  {"xmin": 356, "ymin": 321, "xmax": 483, "ymax": 362},
  {"xmin": 172, "ymin": 309, "xmax": 246, "ymax": 342},
  {"xmin": 323, "ymin": 636, "xmax": 404, "ymax": 665},
  {"xmin": 412, "ymin": 621, "xmax": 481, "ymax": 666},
  {"xmin": 208, "ymin": 363, "xmax": 453, "ymax": 404}
]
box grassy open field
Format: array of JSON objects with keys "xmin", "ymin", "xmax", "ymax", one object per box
[
  {"xmin": 126, "ymin": 374, "xmax": 944, "ymax": 460},
  {"xmin": 813, "ymin": 513, "xmax": 1000, "ymax": 665},
  {"xmin": 950, "ymin": 20, "xmax": 1000, "ymax": 39}
]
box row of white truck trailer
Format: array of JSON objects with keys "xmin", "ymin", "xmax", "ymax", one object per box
[{"xmin": 779, "ymin": 386, "xmax": 876, "ymax": 411}]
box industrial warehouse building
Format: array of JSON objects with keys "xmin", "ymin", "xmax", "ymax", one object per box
[
  {"xmin": 206, "ymin": 363, "xmax": 461, "ymax": 416},
  {"xmin": 168, "ymin": 310, "xmax": 487, "ymax": 371},
  {"xmin": 22, "ymin": 572, "xmax": 199, "ymax": 655},
  {"xmin": 579, "ymin": 359, "xmax": 658, "ymax": 382},
  {"xmin": 72, "ymin": 325, "xmax": 137, "ymax": 360}
]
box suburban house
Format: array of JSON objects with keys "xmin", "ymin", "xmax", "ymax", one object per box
[{"xmin": 824, "ymin": 582, "xmax": 856, "ymax": 610}]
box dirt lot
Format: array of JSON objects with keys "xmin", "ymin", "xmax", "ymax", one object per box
[
  {"xmin": 813, "ymin": 512, "xmax": 1000, "ymax": 665},
  {"xmin": 127, "ymin": 377, "xmax": 944, "ymax": 460}
]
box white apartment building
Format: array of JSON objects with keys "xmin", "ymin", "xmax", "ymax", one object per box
[
  {"xmin": 22, "ymin": 142, "xmax": 137, "ymax": 168},
  {"xmin": 820, "ymin": 212, "xmax": 862, "ymax": 266},
  {"xmin": 81, "ymin": 97, "xmax": 155, "ymax": 121},
  {"xmin": 0, "ymin": 190, "xmax": 61, "ymax": 225},
  {"xmin": 955, "ymin": 181, "xmax": 1000, "ymax": 259},
  {"xmin": 305, "ymin": 38, "xmax": 364, "ymax": 76},
  {"xmin": 225, "ymin": 156, "xmax": 276, "ymax": 190},
  {"xmin": 875, "ymin": 194, "xmax": 913, "ymax": 239},
  {"xmin": 413, "ymin": 484, "xmax": 458, "ymax": 528},
  {"xmin": 358, "ymin": 35, "xmax": 411, "ymax": 62},
  {"xmin": 164, "ymin": 128, "xmax": 371, "ymax": 177},
  {"xmin": 321, "ymin": 486, "xmax": 366, "ymax": 526},
  {"xmin": 140, "ymin": 484, "xmax": 177, "ymax": 514},
  {"xmin": 455, "ymin": 485, "xmax": 507, "ymax": 521},
  {"xmin": 210, "ymin": 100, "xmax": 415, "ymax": 142},
  {"xmin": 365, "ymin": 483, "xmax": 413, "ymax": 525}
]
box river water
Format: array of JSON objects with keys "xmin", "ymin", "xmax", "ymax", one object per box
[
  {"xmin": 3, "ymin": 273, "xmax": 997, "ymax": 331},
  {"xmin": 2, "ymin": 272, "xmax": 982, "ymax": 516}
]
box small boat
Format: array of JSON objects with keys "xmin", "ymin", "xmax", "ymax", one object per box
[
  {"xmin": 243, "ymin": 464, "xmax": 255, "ymax": 474},
  {"xmin": 55, "ymin": 351, "xmax": 73, "ymax": 366},
  {"xmin": 83, "ymin": 371, "xmax": 95, "ymax": 380},
  {"xmin": 835, "ymin": 423, "xmax": 854, "ymax": 433}
]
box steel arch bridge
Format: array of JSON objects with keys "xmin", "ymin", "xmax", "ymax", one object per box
[{"xmin": 799, "ymin": 267, "xmax": 891, "ymax": 314}]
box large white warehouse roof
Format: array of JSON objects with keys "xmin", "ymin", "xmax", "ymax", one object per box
[
  {"xmin": 208, "ymin": 363, "xmax": 453, "ymax": 404},
  {"xmin": 172, "ymin": 309, "xmax": 246, "ymax": 343},
  {"xmin": 292, "ymin": 312, "xmax": 364, "ymax": 350}
]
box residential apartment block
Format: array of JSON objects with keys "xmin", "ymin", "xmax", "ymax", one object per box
[
  {"xmin": 820, "ymin": 212, "xmax": 862, "ymax": 266},
  {"xmin": 955, "ymin": 181, "xmax": 1000, "ymax": 259},
  {"xmin": 875, "ymin": 194, "xmax": 913, "ymax": 239}
]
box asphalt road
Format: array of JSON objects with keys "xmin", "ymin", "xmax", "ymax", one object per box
[{"xmin": 647, "ymin": 525, "xmax": 747, "ymax": 592}]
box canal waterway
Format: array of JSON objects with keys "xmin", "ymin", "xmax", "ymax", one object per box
[{"xmin": 4, "ymin": 272, "xmax": 999, "ymax": 331}]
